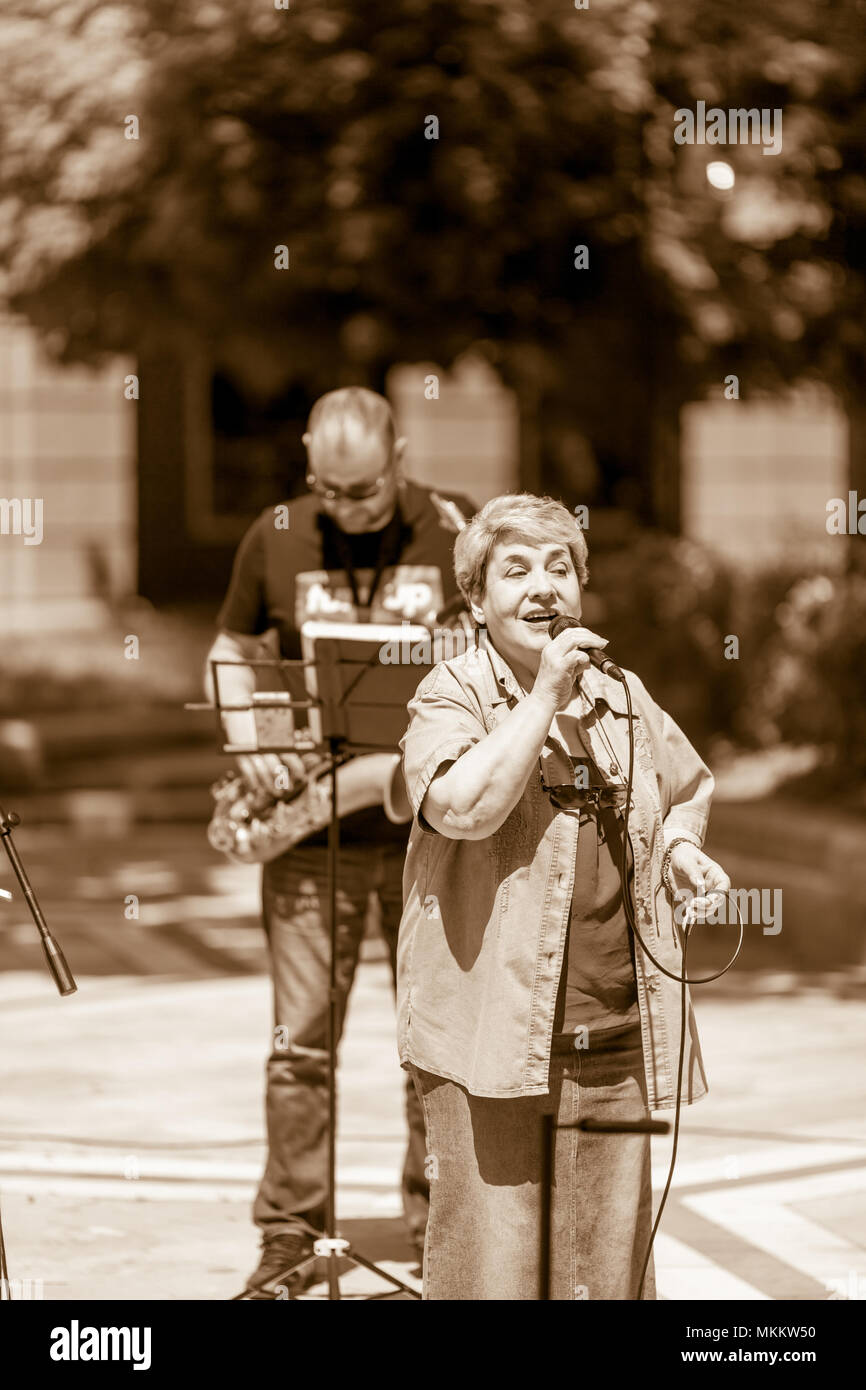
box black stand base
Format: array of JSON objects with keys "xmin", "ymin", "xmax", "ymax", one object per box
[{"xmin": 234, "ymin": 1234, "xmax": 421, "ymax": 1301}]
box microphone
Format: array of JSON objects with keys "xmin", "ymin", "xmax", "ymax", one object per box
[{"xmin": 547, "ymin": 614, "xmax": 624, "ymax": 681}]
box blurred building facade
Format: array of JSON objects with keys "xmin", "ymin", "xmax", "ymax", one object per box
[
  {"xmin": 682, "ymin": 390, "xmax": 848, "ymax": 573},
  {"xmin": 0, "ymin": 313, "xmax": 136, "ymax": 635},
  {"xmin": 0, "ymin": 311, "xmax": 853, "ymax": 633}
]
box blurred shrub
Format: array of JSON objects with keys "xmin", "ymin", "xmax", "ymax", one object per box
[
  {"xmin": 589, "ymin": 534, "xmax": 866, "ymax": 796},
  {"xmin": 586, "ymin": 531, "xmax": 739, "ymax": 752},
  {"xmin": 0, "ymin": 606, "xmax": 210, "ymax": 716},
  {"xmin": 733, "ymin": 568, "xmax": 866, "ymax": 792}
]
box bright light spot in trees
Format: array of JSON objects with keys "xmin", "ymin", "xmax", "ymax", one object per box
[{"xmin": 707, "ymin": 161, "xmax": 735, "ymax": 191}]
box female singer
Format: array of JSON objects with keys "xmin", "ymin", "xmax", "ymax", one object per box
[{"xmin": 396, "ymin": 492, "xmax": 730, "ymax": 1300}]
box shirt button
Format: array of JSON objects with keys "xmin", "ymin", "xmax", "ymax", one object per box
[
  {"xmin": 645, "ymin": 976, "xmax": 660, "ymax": 992},
  {"xmin": 558, "ymin": 872, "xmax": 567, "ymax": 887},
  {"xmin": 609, "ymin": 761, "xmax": 619, "ymax": 775}
]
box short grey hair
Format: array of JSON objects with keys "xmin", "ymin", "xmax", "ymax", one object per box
[{"xmin": 454, "ymin": 492, "xmax": 589, "ymax": 604}]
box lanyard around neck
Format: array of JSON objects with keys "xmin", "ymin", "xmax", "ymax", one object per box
[{"xmin": 329, "ymin": 507, "xmax": 403, "ymax": 613}]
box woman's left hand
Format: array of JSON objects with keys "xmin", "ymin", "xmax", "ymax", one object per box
[{"xmin": 666, "ymin": 841, "xmax": 731, "ymax": 900}]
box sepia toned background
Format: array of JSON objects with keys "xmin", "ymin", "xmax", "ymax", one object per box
[{"xmin": 0, "ymin": 0, "xmax": 864, "ymax": 1300}]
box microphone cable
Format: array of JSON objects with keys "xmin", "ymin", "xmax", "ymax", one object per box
[{"xmin": 611, "ymin": 671, "xmax": 745, "ymax": 1299}]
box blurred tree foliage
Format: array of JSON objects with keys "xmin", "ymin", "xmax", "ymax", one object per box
[
  {"xmin": 588, "ymin": 531, "xmax": 739, "ymax": 750},
  {"xmin": 0, "ymin": 0, "xmax": 865, "ymax": 410},
  {"xmin": 734, "ymin": 568, "xmax": 866, "ymax": 794}
]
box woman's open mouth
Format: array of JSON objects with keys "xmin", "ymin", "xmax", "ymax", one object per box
[{"xmin": 521, "ymin": 612, "xmax": 558, "ymax": 626}]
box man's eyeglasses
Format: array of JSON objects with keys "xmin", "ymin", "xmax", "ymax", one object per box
[{"xmin": 306, "ymin": 472, "xmax": 389, "ymax": 503}]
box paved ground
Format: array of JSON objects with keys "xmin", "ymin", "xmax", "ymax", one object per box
[{"xmin": 0, "ymin": 826, "xmax": 865, "ymax": 1301}]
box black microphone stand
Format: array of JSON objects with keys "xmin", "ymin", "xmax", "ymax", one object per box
[
  {"xmin": 0, "ymin": 805, "xmax": 76, "ymax": 997},
  {"xmin": 0, "ymin": 801, "xmax": 77, "ymax": 1299},
  {"xmin": 538, "ymin": 1111, "xmax": 670, "ymax": 1300}
]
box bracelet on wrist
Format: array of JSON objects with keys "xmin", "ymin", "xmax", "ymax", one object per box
[{"xmin": 661, "ymin": 836, "xmax": 698, "ymax": 896}]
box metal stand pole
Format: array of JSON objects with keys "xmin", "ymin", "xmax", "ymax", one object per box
[
  {"xmin": 0, "ymin": 804, "xmax": 76, "ymax": 996},
  {"xmin": 538, "ymin": 1111, "xmax": 670, "ymax": 1301},
  {"xmin": 0, "ymin": 802, "xmax": 77, "ymax": 1299},
  {"xmin": 539, "ymin": 1112, "xmax": 555, "ymax": 1300},
  {"xmin": 202, "ymin": 655, "xmax": 421, "ymax": 1300},
  {"xmin": 236, "ymin": 735, "xmax": 420, "ymax": 1301},
  {"xmin": 323, "ymin": 736, "xmax": 344, "ymax": 1299}
]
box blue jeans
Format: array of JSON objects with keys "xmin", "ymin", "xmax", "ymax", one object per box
[
  {"xmin": 253, "ymin": 840, "xmax": 429, "ymax": 1246},
  {"xmin": 411, "ymin": 1024, "xmax": 656, "ymax": 1300}
]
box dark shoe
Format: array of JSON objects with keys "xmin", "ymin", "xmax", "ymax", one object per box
[{"xmin": 241, "ymin": 1232, "xmax": 319, "ymax": 1299}]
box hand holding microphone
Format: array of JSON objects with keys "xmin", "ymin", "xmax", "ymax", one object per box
[
  {"xmin": 532, "ymin": 620, "xmax": 612, "ymax": 711},
  {"xmin": 547, "ymin": 614, "xmax": 624, "ymax": 680}
]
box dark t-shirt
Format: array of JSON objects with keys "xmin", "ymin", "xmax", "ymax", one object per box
[
  {"xmin": 216, "ymin": 480, "xmax": 475, "ymax": 844},
  {"xmin": 551, "ymin": 755, "xmax": 640, "ymax": 1049}
]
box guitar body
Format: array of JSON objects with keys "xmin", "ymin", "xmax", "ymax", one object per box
[{"xmin": 208, "ymin": 752, "xmax": 410, "ymax": 864}]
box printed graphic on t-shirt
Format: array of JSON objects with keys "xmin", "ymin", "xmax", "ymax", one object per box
[{"xmin": 295, "ymin": 564, "xmax": 444, "ymax": 627}]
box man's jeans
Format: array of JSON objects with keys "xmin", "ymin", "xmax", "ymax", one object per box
[
  {"xmin": 411, "ymin": 1024, "xmax": 655, "ymax": 1299},
  {"xmin": 253, "ymin": 840, "xmax": 429, "ymax": 1247}
]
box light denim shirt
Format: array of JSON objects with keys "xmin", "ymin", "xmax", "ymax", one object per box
[{"xmin": 396, "ymin": 639, "xmax": 713, "ymax": 1106}]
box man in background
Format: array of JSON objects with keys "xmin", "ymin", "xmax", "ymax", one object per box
[{"xmin": 206, "ymin": 387, "xmax": 474, "ymax": 1296}]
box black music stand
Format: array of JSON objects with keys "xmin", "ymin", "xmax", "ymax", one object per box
[{"xmin": 201, "ymin": 629, "xmax": 434, "ymax": 1300}]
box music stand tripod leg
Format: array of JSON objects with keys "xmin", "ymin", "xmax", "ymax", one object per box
[
  {"xmin": 232, "ymin": 1251, "xmax": 321, "ymax": 1301},
  {"xmin": 316, "ymin": 739, "xmax": 420, "ymax": 1299},
  {"xmin": 218, "ymin": 652, "xmax": 422, "ymax": 1300},
  {"xmin": 326, "ymin": 740, "xmax": 341, "ymax": 1298}
]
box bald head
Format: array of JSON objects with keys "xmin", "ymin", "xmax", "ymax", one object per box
[
  {"xmin": 306, "ymin": 387, "xmax": 395, "ymax": 456},
  {"xmin": 303, "ymin": 387, "xmax": 405, "ymax": 534}
]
